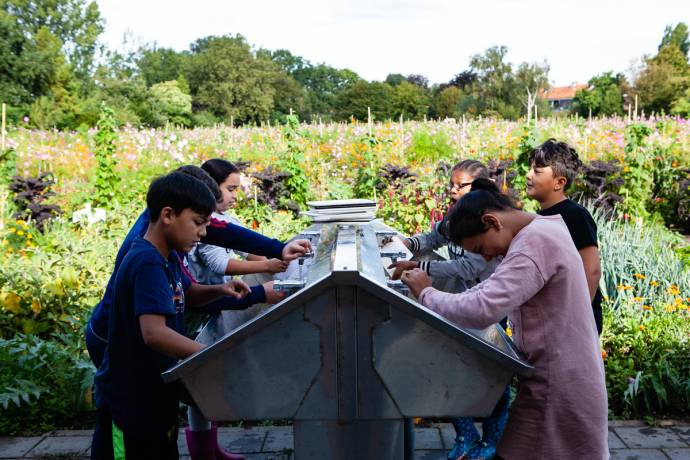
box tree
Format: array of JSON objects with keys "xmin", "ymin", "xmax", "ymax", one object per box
[
  {"xmin": 573, "ymin": 72, "xmax": 627, "ymax": 117},
  {"xmin": 514, "ymin": 61, "xmax": 550, "ymax": 120},
  {"xmin": 385, "ymin": 73, "xmax": 406, "ymax": 86},
  {"xmin": 186, "ymin": 34, "xmax": 278, "ymax": 124},
  {"xmin": 469, "ymin": 46, "xmax": 514, "ymax": 116},
  {"xmin": 406, "ymin": 74, "xmax": 429, "ymax": 89},
  {"xmin": 445, "ymin": 70, "xmax": 478, "ymax": 91},
  {"xmin": 390, "ymin": 81, "xmax": 429, "ymax": 120},
  {"xmin": 635, "ymin": 24, "xmax": 690, "ymax": 114},
  {"xmin": 2, "ymin": 0, "xmax": 104, "ymax": 83},
  {"xmin": 659, "ymin": 23, "xmax": 689, "ymax": 57},
  {"xmin": 137, "ymin": 46, "xmax": 188, "ymax": 87},
  {"xmin": 432, "ymin": 86, "xmax": 462, "ymax": 119},
  {"xmin": 271, "ymin": 72, "xmax": 308, "ymax": 122},
  {"xmin": 335, "ymin": 80, "xmax": 392, "ymax": 121},
  {"xmin": 148, "ymin": 80, "xmax": 192, "ymax": 126}
]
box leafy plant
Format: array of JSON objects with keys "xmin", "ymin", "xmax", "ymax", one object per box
[
  {"xmin": 8, "ymin": 173, "xmax": 62, "ymax": 232},
  {"xmin": 93, "ymin": 106, "xmax": 120, "ymax": 208},
  {"xmin": 0, "ymin": 333, "xmax": 95, "ymax": 435},
  {"xmin": 278, "ymin": 114, "xmax": 310, "ymax": 208}
]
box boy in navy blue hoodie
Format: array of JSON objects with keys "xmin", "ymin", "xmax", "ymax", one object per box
[{"xmin": 91, "ymin": 172, "xmax": 250, "ymax": 460}]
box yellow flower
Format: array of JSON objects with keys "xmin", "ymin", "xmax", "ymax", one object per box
[
  {"xmin": 638, "ymin": 325, "xmax": 646, "ymax": 331},
  {"xmin": 633, "ymin": 273, "xmax": 646, "ymax": 279},
  {"xmin": 642, "ymin": 305, "xmax": 653, "ymax": 311},
  {"xmin": 16, "ymin": 230, "xmax": 24, "ymax": 236},
  {"xmin": 0, "ymin": 291, "xmax": 22, "ymax": 315},
  {"xmin": 31, "ymin": 299, "xmax": 41, "ymax": 315},
  {"xmin": 506, "ymin": 326, "xmax": 513, "ymax": 338},
  {"xmin": 667, "ymin": 285, "xmax": 680, "ymax": 296},
  {"xmin": 650, "ymin": 281, "xmax": 659, "ymax": 287},
  {"xmin": 633, "ymin": 297, "xmax": 644, "ymax": 302},
  {"xmin": 666, "ymin": 305, "xmax": 676, "ymax": 313}
]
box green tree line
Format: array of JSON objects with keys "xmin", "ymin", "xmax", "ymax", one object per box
[{"xmin": 1, "ymin": 1, "xmax": 689, "ymax": 129}]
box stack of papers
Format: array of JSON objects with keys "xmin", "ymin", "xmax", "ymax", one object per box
[{"xmin": 303, "ymin": 199, "xmax": 377, "ymax": 222}]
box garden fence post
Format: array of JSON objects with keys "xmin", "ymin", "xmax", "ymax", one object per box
[
  {"xmin": 1, "ymin": 102, "xmax": 5, "ymax": 151},
  {"xmin": 367, "ymin": 107, "xmax": 372, "ymax": 137}
]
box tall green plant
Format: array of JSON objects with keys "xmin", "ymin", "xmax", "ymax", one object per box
[
  {"xmin": 93, "ymin": 106, "xmax": 120, "ymax": 208},
  {"xmin": 278, "ymin": 114, "xmax": 310, "ymax": 207},
  {"xmin": 619, "ymin": 124, "xmax": 653, "ymax": 219}
]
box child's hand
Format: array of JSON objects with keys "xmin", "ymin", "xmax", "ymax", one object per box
[
  {"xmin": 282, "ymin": 239, "xmax": 312, "ymax": 261},
  {"xmin": 402, "ymin": 238, "xmax": 412, "ymax": 249},
  {"xmin": 400, "ymin": 268, "xmax": 432, "ymax": 298},
  {"xmin": 388, "ymin": 260, "xmax": 419, "ymax": 280},
  {"xmin": 265, "ymin": 258, "xmax": 289, "ymax": 273},
  {"xmin": 225, "ymin": 279, "xmax": 251, "ymax": 299},
  {"xmin": 262, "ymin": 281, "xmax": 286, "ymax": 304}
]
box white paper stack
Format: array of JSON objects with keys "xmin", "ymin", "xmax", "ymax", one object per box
[{"xmin": 303, "ymin": 199, "xmax": 377, "ymax": 222}]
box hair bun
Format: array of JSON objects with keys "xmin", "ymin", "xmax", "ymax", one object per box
[{"xmin": 470, "ymin": 177, "xmax": 500, "ymax": 193}]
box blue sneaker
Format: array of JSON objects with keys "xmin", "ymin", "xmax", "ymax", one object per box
[
  {"xmin": 467, "ymin": 387, "xmax": 510, "ymax": 460},
  {"xmin": 447, "ymin": 417, "xmax": 480, "ymax": 460}
]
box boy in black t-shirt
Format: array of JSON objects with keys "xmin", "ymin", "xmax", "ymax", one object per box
[
  {"xmin": 91, "ymin": 173, "xmax": 250, "ymax": 460},
  {"xmin": 526, "ymin": 139, "xmax": 603, "ymax": 334}
]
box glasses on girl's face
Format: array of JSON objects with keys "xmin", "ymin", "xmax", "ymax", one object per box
[{"xmin": 450, "ymin": 182, "xmax": 473, "ymax": 191}]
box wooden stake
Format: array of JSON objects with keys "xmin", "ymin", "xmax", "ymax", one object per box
[
  {"xmin": 634, "ymin": 95, "xmax": 638, "ymax": 120},
  {"xmin": 628, "ymin": 104, "xmax": 632, "ymax": 122},
  {"xmin": 1, "ymin": 103, "xmax": 5, "ymax": 151},
  {"xmin": 367, "ymin": 107, "xmax": 372, "ymax": 136}
]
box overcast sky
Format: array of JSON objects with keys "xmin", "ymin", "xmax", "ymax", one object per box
[{"xmin": 96, "ymin": 0, "xmax": 690, "ymax": 87}]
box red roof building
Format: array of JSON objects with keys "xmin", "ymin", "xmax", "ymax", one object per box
[{"xmin": 541, "ymin": 83, "xmax": 588, "ymax": 112}]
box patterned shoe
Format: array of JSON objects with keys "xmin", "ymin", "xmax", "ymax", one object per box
[{"xmin": 447, "ymin": 417, "xmax": 480, "ymax": 460}]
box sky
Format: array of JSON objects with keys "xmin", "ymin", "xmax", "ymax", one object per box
[{"xmin": 96, "ymin": 0, "xmax": 690, "ymax": 87}]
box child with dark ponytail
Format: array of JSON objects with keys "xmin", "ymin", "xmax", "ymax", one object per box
[{"xmin": 401, "ymin": 178, "xmax": 608, "ymax": 460}]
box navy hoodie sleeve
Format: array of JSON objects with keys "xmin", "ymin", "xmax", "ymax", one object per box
[
  {"xmin": 196, "ymin": 284, "xmax": 267, "ymax": 313},
  {"xmin": 203, "ymin": 217, "xmax": 285, "ymax": 259}
]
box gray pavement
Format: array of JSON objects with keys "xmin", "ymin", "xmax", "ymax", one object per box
[{"xmin": 0, "ymin": 421, "xmax": 688, "ymax": 459}]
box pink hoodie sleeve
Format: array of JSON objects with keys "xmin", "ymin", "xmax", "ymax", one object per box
[{"xmin": 418, "ymin": 252, "xmax": 546, "ymax": 329}]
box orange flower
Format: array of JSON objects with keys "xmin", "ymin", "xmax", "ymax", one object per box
[
  {"xmin": 638, "ymin": 325, "xmax": 646, "ymax": 331},
  {"xmin": 601, "ymin": 350, "xmax": 607, "ymax": 360}
]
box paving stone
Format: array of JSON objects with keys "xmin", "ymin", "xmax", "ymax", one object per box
[
  {"xmin": 48, "ymin": 430, "xmax": 93, "ymax": 437},
  {"xmin": 217, "ymin": 427, "xmax": 267, "ymax": 454},
  {"xmin": 439, "ymin": 424, "xmax": 455, "ymax": 450},
  {"xmin": 674, "ymin": 427, "xmax": 690, "ymax": 444},
  {"xmin": 0, "ymin": 437, "xmax": 44, "ymax": 459},
  {"xmin": 615, "ymin": 427, "xmax": 687, "ymax": 449},
  {"xmin": 663, "ymin": 447, "xmax": 690, "ymax": 460},
  {"xmin": 609, "ymin": 428, "xmax": 628, "ymax": 449},
  {"xmin": 609, "ymin": 449, "xmax": 672, "ymax": 459},
  {"xmin": 262, "ymin": 426, "xmax": 293, "ymax": 452},
  {"xmin": 26, "ymin": 436, "xmax": 91, "ymax": 457},
  {"xmin": 413, "ymin": 427, "xmax": 443, "ymax": 450},
  {"xmin": 415, "ymin": 450, "xmax": 447, "ymax": 460}
]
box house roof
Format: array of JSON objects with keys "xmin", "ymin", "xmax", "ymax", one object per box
[{"xmin": 541, "ymin": 84, "xmax": 588, "ymax": 101}]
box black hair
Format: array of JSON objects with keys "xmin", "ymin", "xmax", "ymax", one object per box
[
  {"xmin": 451, "ymin": 159, "xmax": 490, "ymax": 179},
  {"xmin": 201, "ymin": 158, "xmax": 240, "ymax": 186},
  {"xmin": 528, "ymin": 138, "xmax": 583, "ymax": 190},
  {"xmin": 175, "ymin": 165, "xmax": 222, "ymax": 202},
  {"xmin": 147, "ymin": 172, "xmax": 216, "ymax": 222},
  {"xmin": 442, "ymin": 178, "xmax": 517, "ymax": 243}
]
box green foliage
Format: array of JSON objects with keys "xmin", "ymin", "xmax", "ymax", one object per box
[
  {"xmin": 407, "ymin": 128, "xmax": 455, "ymax": 164},
  {"xmin": 573, "ymin": 72, "xmax": 627, "ymax": 117},
  {"xmin": 619, "ymin": 124, "xmax": 653, "ymax": 219},
  {"xmin": 0, "ymin": 333, "xmax": 94, "ymax": 434},
  {"xmin": 93, "ymin": 106, "xmax": 120, "ymax": 208},
  {"xmin": 277, "ymin": 114, "xmax": 310, "ymax": 208},
  {"xmin": 390, "ymin": 81, "xmax": 430, "ymax": 120},
  {"xmin": 335, "ymin": 80, "xmax": 393, "ymax": 121},
  {"xmin": 0, "ymin": 148, "xmax": 17, "ymax": 187},
  {"xmin": 147, "ymin": 80, "xmax": 192, "ymax": 127},
  {"xmin": 353, "ymin": 135, "xmax": 383, "ymax": 198},
  {"xmin": 186, "ymin": 34, "xmax": 278, "ymax": 124},
  {"xmin": 659, "ymin": 23, "xmax": 689, "ymax": 57}
]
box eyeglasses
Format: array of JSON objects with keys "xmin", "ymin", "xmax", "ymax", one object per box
[{"xmin": 449, "ymin": 182, "xmax": 473, "ymax": 191}]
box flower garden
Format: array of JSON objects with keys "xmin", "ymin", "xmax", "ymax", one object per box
[{"xmin": 0, "ymin": 114, "xmax": 688, "ymax": 434}]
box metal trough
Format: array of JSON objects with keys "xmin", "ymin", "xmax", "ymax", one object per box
[{"xmin": 163, "ymin": 220, "xmax": 532, "ymax": 459}]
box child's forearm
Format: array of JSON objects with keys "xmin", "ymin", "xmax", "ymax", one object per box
[
  {"xmin": 225, "ymin": 259, "xmax": 270, "ymax": 275},
  {"xmin": 185, "ymin": 283, "xmax": 230, "ymax": 307},
  {"xmin": 246, "ymin": 254, "xmax": 267, "ymax": 262},
  {"xmin": 579, "ymin": 246, "xmax": 602, "ymax": 302},
  {"xmin": 139, "ymin": 314, "xmax": 204, "ymax": 359}
]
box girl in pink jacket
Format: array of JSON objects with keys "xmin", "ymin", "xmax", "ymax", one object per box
[{"xmin": 401, "ymin": 178, "xmax": 608, "ymax": 460}]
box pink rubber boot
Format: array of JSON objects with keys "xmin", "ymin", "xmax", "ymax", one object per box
[
  {"xmin": 185, "ymin": 427, "xmax": 216, "ymax": 460},
  {"xmin": 211, "ymin": 425, "xmax": 245, "ymax": 460}
]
